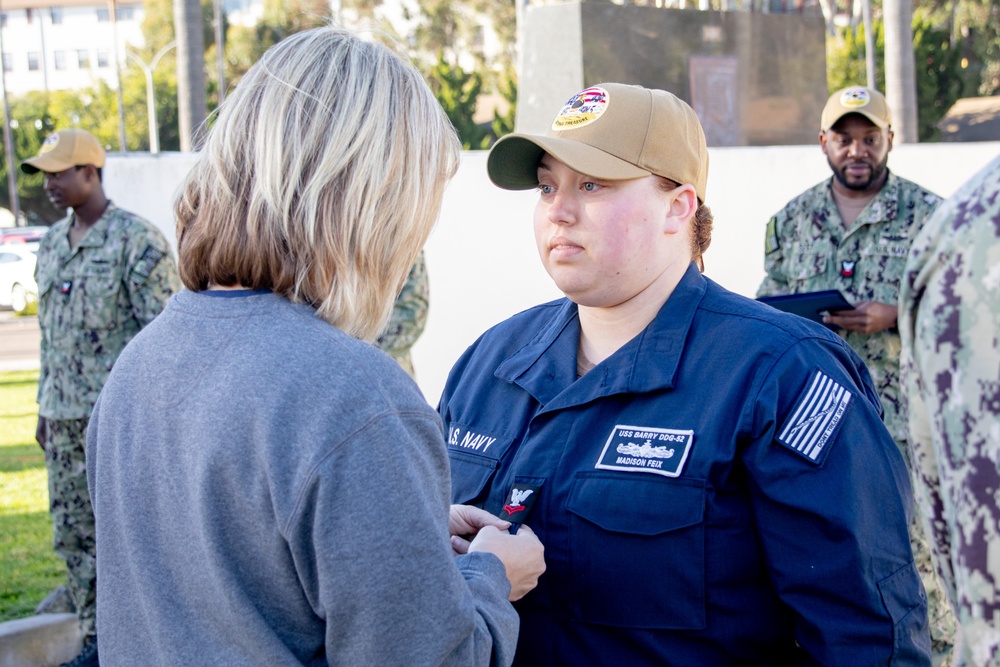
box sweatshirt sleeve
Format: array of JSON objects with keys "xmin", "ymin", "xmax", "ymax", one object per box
[{"xmin": 283, "ymin": 406, "xmax": 519, "ymax": 667}]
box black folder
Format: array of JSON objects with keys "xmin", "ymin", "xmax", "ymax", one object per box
[{"xmin": 757, "ymin": 290, "xmax": 854, "ymax": 325}]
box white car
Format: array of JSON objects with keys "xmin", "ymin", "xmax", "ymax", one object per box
[{"xmin": 0, "ymin": 242, "xmax": 39, "ymax": 315}]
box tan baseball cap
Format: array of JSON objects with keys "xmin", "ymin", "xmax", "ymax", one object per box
[
  {"xmin": 487, "ymin": 83, "xmax": 710, "ymax": 203},
  {"xmin": 21, "ymin": 129, "xmax": 106, "ymax": 174},
  {"xmin": 820, "ymin": 86, "xmax": 892, "ymax": 132}
]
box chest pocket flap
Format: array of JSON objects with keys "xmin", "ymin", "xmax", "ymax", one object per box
[
  {"xmin": 447, "ymin": 422, "xmax": 514, "ymax": 505},
  {"xmin": 567, "ymin": 473, "xmax": 705, "ymax": 535}
]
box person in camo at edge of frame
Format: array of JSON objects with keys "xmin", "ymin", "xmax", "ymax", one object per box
[
  {"xmin": 900, "ymin": 153, "xmax": 1000, "ymax": 667},
  {"xmin": 440, "ymin": 82, "xmax": 931, "ymax": 665},
  {"xmin": 23, "ymin": 128, "xmax": 179, "ymax": 667},
  {"xmin": 756, "ymin": 85, "xmax": 956, "ymax": 665}
]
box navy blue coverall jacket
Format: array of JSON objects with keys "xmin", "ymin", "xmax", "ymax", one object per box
[{"xmin": 440, "ymin": 264, "xmax": 930, "ymax": 666}]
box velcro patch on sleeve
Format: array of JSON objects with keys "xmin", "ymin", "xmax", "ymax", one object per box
[
  {"xmin": 131, "ymin": 245, "xmax": 165, "ymax": 280},
  {"xmin": 764, "ymin": 216, "xmax": 781, "ymax": 255},
  {"xmin": 777, "ymin": 369, "xmax": 852, "ymax": 464}
]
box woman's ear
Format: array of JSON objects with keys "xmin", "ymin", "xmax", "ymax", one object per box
[{"xmin": 664, "ymin": 183, "xmax": 698, "ymax": 234}]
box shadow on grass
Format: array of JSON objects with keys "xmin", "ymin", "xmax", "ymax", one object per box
[
  {"xmin": 0, "ymin": 444, "xmax": 45, "ymax": 474},
  {"xmin": 0, "ymin": 411, "xmax": 39, "ymax": 420},
  {"xmin": 0, "ymin": 376, "xmax": 39, "ymax": 389},
  {"xmin": 0, "ymin": 510, "xmax": 63, "ymax": 622}
]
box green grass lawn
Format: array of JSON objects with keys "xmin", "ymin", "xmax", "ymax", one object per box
[{"xmin": 0, "ymin": 369, "xmax": 64, "ymax": 622}]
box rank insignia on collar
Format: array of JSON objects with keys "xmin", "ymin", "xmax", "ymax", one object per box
[{"xmin": 840, "ymin": 261, "xmax": 856, "ymax": 279}]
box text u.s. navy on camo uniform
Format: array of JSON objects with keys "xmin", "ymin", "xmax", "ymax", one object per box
[
  {"xmin": 443, "ymin": 263, "xmax": 930, "ymax": 665},
  {"xmin": 757, "ymin": 172, "xmax": 956, "ymax": 663},
  {"xmin": 35, "ymin": 202, "xmax": 179, "ymax": 639},
  {"xmin": 375, "ymin": 251, "xmax": 429, "ymax": 379},
  {"xmin": 900, "ymin": 154, "xmax": 1000, "ymax": 667}
]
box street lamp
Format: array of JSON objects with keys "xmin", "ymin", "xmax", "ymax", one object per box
[{"xmin": 126, "ymin": 42, "xmax": 177, "ymax": 155}]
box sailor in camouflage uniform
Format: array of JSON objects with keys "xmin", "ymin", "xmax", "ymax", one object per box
[
  {"xmin": 24, "ymin": 130, "xmax": 179, "ymax": 667},
  {"xmin": 757, "ymin": 86, "xmax": 955, "ymax": 663},
  {"xmin": 375, "ymin": 251, "xmax": 428, "ymax": 379},
  {"xmin": 900, "ymin": 153, "xmax": 1000, "ymax": 667}
]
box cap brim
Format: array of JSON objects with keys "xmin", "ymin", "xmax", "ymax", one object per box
[
  {"xmin": 488, "ymin": 133, "xmax": 650, "ymax": 191},
  {"xmin": 20, "ymin": 155, "xmax": 73, "ymax": 175},
  {"xmin": 824, "ymin": 110, "xmax": 890, "ymax": 131}
]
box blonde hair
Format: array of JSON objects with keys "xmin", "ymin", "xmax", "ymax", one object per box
[{"xmin": 174, "ymin": 27, "xmax": 460, "ymax": 341}]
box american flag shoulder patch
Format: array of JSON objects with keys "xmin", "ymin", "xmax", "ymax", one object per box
[{"xmin": 777, "ymin": 369, "xmax": 852, "ymax": 464}]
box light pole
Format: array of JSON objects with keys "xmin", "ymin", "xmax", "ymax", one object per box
[
  {"xmin": 126, "ymin": 42, "xmax": 176, "ymax": 155},
  {"xmin": 0, "ymin": 18, "xmax": 20, "ymax": 222}
]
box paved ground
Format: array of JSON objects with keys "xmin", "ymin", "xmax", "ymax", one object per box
[{"xmin": 0, "ymin": 309, "xmax": 41, "ymax": 372}]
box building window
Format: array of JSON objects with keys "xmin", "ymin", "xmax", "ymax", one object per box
[
  {"xmin": 54, "ymin": 51, "xmax": 65, "ymax": 70},
  {"xmin": 0, "ymin": 14, "xmax": 7, "ymax": 28},
  {"xmin": 50, "ymin": 7, "xmax": 63, "ymax": 24},
  {"xmin": 118, "ymin": 6, "xmax": 136, "ymax": 20},
  {"xmin": 96, "ymin": 8, "xmax": 109, "ymax": 21},
  {"xmin": 2, "ymin": 53, "xmax": 11, "ymax": 73},
  {"xmin": 25, "ymin": 8, "xmax": 34, "ymax": 24},
  {"xmin": 27, "ymin": 52, "xmax": 39, "ymax": 71},
  {"xmin": 96, "ymin": 50, "xmax": 109, "ymax": 68},
  {"xmin": 77, "ymin": 50, "xmax": 90, "ymax": 68}
]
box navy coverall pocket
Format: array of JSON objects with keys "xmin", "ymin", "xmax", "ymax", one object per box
[
  {"xmin": 878, "ymin": 561, "xmax": 932, "ymax": 666},
  {"xmin": 566, "ymin": 472, "xmax": 707, "ymax": 629},
  {"xmin": 449, "ymin": 450, "xmax": 499, "ymax": 505}
]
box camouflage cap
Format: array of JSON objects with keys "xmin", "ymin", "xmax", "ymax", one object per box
[
  {"xmin": 821, "ymin": 86, "xmax": 892, "ymax": 132},
  {"xmin": 487, "ymin": 83, "xmax": 710, "ymax": 203},
  {"xmin": 21, "ymin": 129, "xmax": 106, "ymax": 175}
]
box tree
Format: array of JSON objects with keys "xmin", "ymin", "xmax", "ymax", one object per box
[
  {"xmin": 883, "ymin": 0, "xmax": 919, "ymax": 142},
  {"xmin": 827, "ymin": 12, "xmax": 969, "ymax": 141},
  {"xmin": 174, "ymin": 0, "xmax": 208, "ymax": 150},
  {"xmin": 491, "ymin": 72, "xmax": 517, "ymax": 142},
  {"xmin": 224, "ymin": 0, "xmax": 329, "ymax": 87},
  {"xmin": 425, "ymin": 52, "xmax": 487, "ymax": 149},
  {"xmin": 0, "ymin": 94, "xmax": 56, "ymax": 224}
]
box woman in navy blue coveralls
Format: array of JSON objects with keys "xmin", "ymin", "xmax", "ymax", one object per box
[{"xmin": 440, "ymin": 83, "xmax": 931, "ymax": 666}]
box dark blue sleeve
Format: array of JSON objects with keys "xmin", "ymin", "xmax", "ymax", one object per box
[{"xmin": 745, "ymin": 337, "xmax": 930, "ymax": 666}]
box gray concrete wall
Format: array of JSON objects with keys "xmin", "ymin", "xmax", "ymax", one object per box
[
  {"xmin": 105, "ymin": 142, "xmax": 1000, "ymax": 405},
  {"xmin": 516, "ymin": 3, "xmax": 828, "ymax": 145}
]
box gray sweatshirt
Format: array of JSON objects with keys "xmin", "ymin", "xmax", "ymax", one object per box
[{"xmin": 86, "ymin": 290, "xmax": 518, "ymax": 666}]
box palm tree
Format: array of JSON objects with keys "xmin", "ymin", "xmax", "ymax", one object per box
[
  {"xmin": 883, "ymin": 0, "xmax": 919, "ymax": 142},
  {"xmin": 174, "ymin": 0, "xmax": 207, "ymax": 151}
]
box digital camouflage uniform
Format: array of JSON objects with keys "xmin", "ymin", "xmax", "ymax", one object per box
[
  {"xmin": 35, "ymin": 202, "xmax": 179, "ymax": 640},
  {"xmin": 757, "ymin": 171, "xmax": 957, "ymax": 663},
  {"xmin": 900, "ymin": 154, "xmax": 1000, "ymax": 667},
  {"xmin": 375, "ymin": 251, "xmax": 428, "ymax": 379}
]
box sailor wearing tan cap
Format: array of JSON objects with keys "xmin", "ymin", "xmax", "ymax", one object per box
[
  {"xmin": 756, "ymin": 86, "xmax": 955, "ymax": 663},
  {"xmin": 22, "ymin": 129, "xmax": 179, "ymax": 667},
  {"xmin": 440, "ymin": 82, "xmax": 932, "ymax": 665}
]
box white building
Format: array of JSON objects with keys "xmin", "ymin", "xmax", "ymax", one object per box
[
  {"xmin": 0, "ymin": 0, "xmax": 145, "ymax": 96},
  {"xmin": 0, "ymin": 0, "xmax": 506, "ymax": 97}
]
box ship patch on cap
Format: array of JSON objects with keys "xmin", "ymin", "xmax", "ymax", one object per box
[
  {"xmin": 551, "ymin": 86, "xmax": 609, "ymax": 131},
  {"xmin": 839, "ymin": 88, "xmax": 871, "ymax": 109},
  {"xmin": 39, "ymin": 134, "xmax": 60, "ymax": 154}
]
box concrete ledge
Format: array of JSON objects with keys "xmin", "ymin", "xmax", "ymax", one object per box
[{"xmin": 0, "ymin": 614, "xmax": 82, "ymax": 667}]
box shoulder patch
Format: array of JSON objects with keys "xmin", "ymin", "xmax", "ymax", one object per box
[
  {"xmin": 765, "ymin": 216, "xmax": 781, "ymax": 254},
  {"xmin": 777, "ymin": 369, "xmax": 852, "ymax": 464},
  {"xmin": 131, "ymin": 245, "xmax": 164, "ymax": 280}
]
